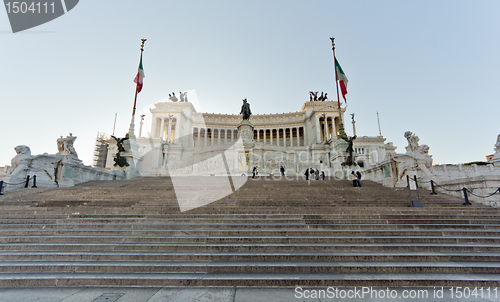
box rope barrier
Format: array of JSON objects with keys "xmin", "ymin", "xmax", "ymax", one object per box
[
  {"xmin": 429, "ymin": 178, "xmax": 500, "ymax": 206},
  {"xmin": 2, "ymin": 180, "xmax": 26, "ymax": 185},
  {"xmin": 466, "ymin": 187, "xmax": 500, "ymax": 199},
  {"xmin": 0, "ymin": 175, "xmax": 37, "ymax": 195},
  {"xmin": 432, "ymin": 181, "xmax": 463, "ymax": 192}
]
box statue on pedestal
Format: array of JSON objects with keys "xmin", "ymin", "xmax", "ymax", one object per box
[
  {"xmin": 318, "ymin": 92, "xmax": 328, "ymax": 101},
  {"xmin": 169, "ymin": 92, "xmax": 178, "ymax": 102},
  {"xmin": 179, "ymin": 91, "xmax": 188, "ymax": 102},
  {"xmin": 56, "ymin": 136, "xmax": 65, "ymax": 153},
  {"xmin": 342, "ymin": 135, "xmax": 357, "ymax": 166},
  {"xmin": 113, "ymin": 152, "xmax": 130, "ymax": 167},
  {"xmin": 240, "ymin": 98, "xmax": 252, "ymax": 120},
  {"xmin": 56, "ymin": 133, "xmax": 79, "ymax": 158},
  {"xmin": 8, "ymin": 145, "xmax": 32, "ymax": 176},
  {"xmin": 404, "ymin": 131, "xmax": 419, "ymax": 154},
  {"xmin": 394, "ymin": 131, "xmax": 433, "ymax": 179},
  {"xmin": 111, "ymin": 135, "xmax": 129, "ymax": 152},
  {"xmin": 309, "ymin": 91, "xmax": 318, "ymax": 101}
]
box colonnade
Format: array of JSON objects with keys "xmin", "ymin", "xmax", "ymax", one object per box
[
  {"xmin": 151, "ymin": 115, "xmax": 338, "ymax": 147},
  {"xmin": 319, "ymin": 116, "xmax": 339, "ymax": 142},
  {"xmin": 192, "ymin": 128, "xmax": 239, "ymax": 147},
  {"xmin": 253, "ymin": 127, "xmax": 305, "ymax": 147},
  {"xmin": 153, "ymin": 117, "xmax": 178, "ymax": 142},
  {"xmin": 189, "ymin": 126, "xmax": 306, "ymax": 147}
]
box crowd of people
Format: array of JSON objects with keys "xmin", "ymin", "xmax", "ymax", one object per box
[
  {"xmin": 304, "ymin": 168, "xmax": 325, "ymax": 180},
  {"xmin": 251, "ymin": 166, "xmax": 362, "ymax": 186}
]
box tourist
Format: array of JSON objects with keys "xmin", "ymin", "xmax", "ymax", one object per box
[
  {"xmin": 252, "ymin": 166, "xmax": 257, "ymax": 178},
  {"xmin": 304, "ymin": 168, "xmax": 309, "ymax": 180},
  {"xmin": 356, "ymin": 171, "xmax": 362, "ymax": 187},
  {"xmin": 280, "ymin": 166, "xmax": 285, "ymax": 176},
  {"xmin": 321, "ymin": 171, "xmax": 325, "ymax": 180},
  {"xmin": 315, "ymin": 169, "xmax": 319, "ymax": 180},
  {"xmin": 350, "ymin": 171, "xmax": 358, "ymax": 187},
  {"xmin": 310, "ymin": 168, "xmax": 314, "ymax": 179}
]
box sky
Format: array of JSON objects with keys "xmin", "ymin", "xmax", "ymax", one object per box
[{"xmin": 1, "ymin": 0, "xmax": 499, "ymax": 167}]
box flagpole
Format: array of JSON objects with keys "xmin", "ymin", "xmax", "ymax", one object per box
[
  {"xmin": 128, "ymin": 38, "xmax": 147, "ymax": 138},
  {"xmin": 330, "ymin": 37, "xmax": 348, "ymax": 140}
]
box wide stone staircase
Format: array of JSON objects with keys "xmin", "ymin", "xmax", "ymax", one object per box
[{"xmin": 0, "ymin": 176, "xmax": 499, "ymax": 287}]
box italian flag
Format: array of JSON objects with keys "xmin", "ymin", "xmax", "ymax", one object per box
[
  {"xmin": 133, "ymin": 57, "xmax": 145, "ymax": 93},
  {"xmin": 335, "ymin": 58, "xmax": 348, "ymax": 101}
]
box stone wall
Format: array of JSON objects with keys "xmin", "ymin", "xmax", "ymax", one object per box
[
  {"xmin": 1, "ymin": 142, "xmax": 125, "ymax": 193},
  {"xmin": 362, "ymin": 161, "xmax": 500, "ymax": 207}
]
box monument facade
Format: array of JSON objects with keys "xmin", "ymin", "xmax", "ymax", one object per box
[{"xmin": 99, "ymin": 98, "xmax": 396, "ymax": 178}]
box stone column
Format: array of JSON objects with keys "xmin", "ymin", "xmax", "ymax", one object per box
[
  {"xmin": 210, "ymin": 128, "xmax": 214, "ymax": 146},
  {"xmin": 196, "ymin": 128, "xmax": 201, "ymax": 147},
  {"xmin": 159, "ymin": 118, "xmax": 165, "ymax": 140},
  {"xmin": 218, "ymin": 129, "xmax": 221, "ymax": 145},
  {"xmin": 290, "ymin": 128, "xmax": 293, "ymax": 147},
  {"xmin": 151, "ymin": 117, "xmax": 158, "ymax": 138},
  {"xmin": 316, "ymin": 116, "xmax": 321, "ymax": 143},
  {"xmin": 174, "ymin": 117, "xmax": 180, "ymax": 143},
  {"xmin": 249, "ymin": 150, "xmax": 253, "ymax": 171},
  {"xmin": 323, "ymin": 116, "xmax": 328, "ymax": 142},
  {"xmin": 167, "ymin": 117, "xmax": 172, "ymax": 143},
  {"xmin": 204, "ymin": 128, "xmax": 207, "ymax": 147},
  {"xmin": 270, "ymin": 129, "xmax": 273, "ymax": 145},
  {"xmin": 283, "ymin": 128, "xmax": 286, "ymax": 147}
]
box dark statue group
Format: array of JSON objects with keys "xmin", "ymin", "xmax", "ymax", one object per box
[
  {"xmin": 309, "ymin": 91, "xmax": 328, "ymax": 102},
  {"xmin": 111, "ymin": 134, "xmax": 130, "ymax": 167},
  {"xmin": 342, "ymin": 135, "xmax": 357, "ymax": 167}
]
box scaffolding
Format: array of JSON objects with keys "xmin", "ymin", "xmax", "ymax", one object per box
[{"xmin": 93, "ymin": 132, "xmax": 109, "ymax": 168}]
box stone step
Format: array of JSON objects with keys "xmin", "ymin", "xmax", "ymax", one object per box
[
  {"xmin": 1, "ymin": 224, "xmax": 499, "ymax": 233},
  {"xmin": 0, "ymin": 260, "xmax": 498, "ymax": 274},
  {"xmin": 1, "ymin": 235, "xmax": 499, "ymax": 244},
  {"xmin": 0, "ymin": 272, "xmax": 498, "ymax": 287},
  {"xmin": 3, "ymin": 229, "xmax": 500, "ymax": 239},
  {"xmin": 0, "ymin": 242, "xmax": 499, "ymax": 253},
  {"xmin": 0, "ymin": 177, "xmax": 497, "ymax": 287},
  {"xmin": 3, "ymin": 211, "xmax": 500, "ymax": 220},
  {"xmin": 3, "ymin": 216, "xmax": 500, "ymax": 225},
  {"xmin": 1, "ymin": 251, "xmax": 498, "ymax": 262},
  {"xmin": 3, "ymin": 227, "xmax": 500, "ymax": 237}
]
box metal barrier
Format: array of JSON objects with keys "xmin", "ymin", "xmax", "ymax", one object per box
[
  {"xmin": 0, "ymin": 175, "xmax": 37, "ymax": 195},
  {"xmin": 430, "ymin": 179, "xmax": 500, "ymax": 206},
  {"xmin": 406, "ymin": 175, "xmax": 423, "ymax": 207}
]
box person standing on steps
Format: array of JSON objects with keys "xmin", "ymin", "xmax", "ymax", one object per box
[
  {"xmin": 356, "ymin": 171, "xmax": 362, "ymax": 187},
  {"xmin": 315, "ymin": 169, "xmax": 319, "ymax": 180},
  {"xmin": 280, "ymin": 166, "xmax": 285, "ymax": 176},
  {"xmin": 350, "ymin": 171, "xmax": 359, "ymax": 187},
  {"xmin": 304, "ymin": 168, "xmax": 309, "ymax": 180}
]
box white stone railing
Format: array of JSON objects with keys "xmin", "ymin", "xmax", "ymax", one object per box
[
  {"xmin": 431, "ymin": 175, "xmax": 500, "ymax": 208},
  {"xmin": 1, "ymin": 156, "xmax": 125, "ymax": 193}
]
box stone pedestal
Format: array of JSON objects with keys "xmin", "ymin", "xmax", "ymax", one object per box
[
  {"xmin": 117, "ymin": 137, "xmax": 142, "ymax": 179},
  {"xmin": 331, "ymin": 139, "xmax": 348, "ymax": 163},
  {"xmin": 237, "ymin": 119, "xmax": 255, "ymax": 148}
]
